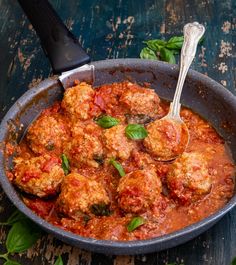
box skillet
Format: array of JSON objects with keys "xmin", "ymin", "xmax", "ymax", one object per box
[{"xmin": 0, "ymin": 0, "xmax": 236, "ymax": 255}]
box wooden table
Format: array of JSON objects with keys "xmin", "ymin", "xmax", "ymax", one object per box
[{"xmin": 0, "ymin": 0, "xmax": 235, "ymax": 264}]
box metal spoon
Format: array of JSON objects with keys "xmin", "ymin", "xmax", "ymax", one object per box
[{"xmin": 144, "ymin": 22, "xmax": 205, "ymax": 161}]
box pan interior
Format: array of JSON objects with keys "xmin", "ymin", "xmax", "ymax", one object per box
[{"xmin": 0, "ymin": 59, "xmax": 236, "ymax": 254}]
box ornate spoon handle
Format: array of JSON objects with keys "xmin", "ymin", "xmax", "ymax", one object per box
[{"xmin": 168, "ymin": 22, "xmax": 205, "ymax": 118}]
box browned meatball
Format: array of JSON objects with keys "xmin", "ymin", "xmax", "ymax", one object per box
[
  {"xmin": 119, "ymin": 83, "xmax": 161, "ymax": 117},
  {"xmin": 56, "ymin": 173, "xmax": 110, "ymax": 218},
  {"xmin": 167, "ymin": 152, "xmax": 212, "ymax": 205},
  {"xmin": 61, "ymin": 82, "xmax": 95, "ymax": 121},
  {"xmin": 64, "ymin": 122, "xmax": 104, "ymax": 168},
  {"xmin": 27, "ymin": 111, "xmax": 69, "ymax": 155},
  {"xmin": 117, "ymin": 170, "xmax": 162, "ymax": 213},
  {"xmin": 103, "ymin": 124, "xmax": 136, "ymax": 160},
  {"xmin": 14, "ymin": 155, "xmax": 64, "ymax": 197},
  {"xmin": 144, "ymin": 119, "xmax": 188, "ymax": 160}
]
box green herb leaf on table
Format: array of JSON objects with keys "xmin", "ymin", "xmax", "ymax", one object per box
[
  {"xmin": 232, "ymin": 257, "xmax": 236, "ymax": 265},
  {"xmin": 0, "ymin": 210, "xmax": 27, "ymax": 226},
  {"xmin": 125, "ymin": 124, "xmax": 148, "ymax": 140},
  {"xmin": 96, "ymin": 115, "xmax": 119, "ymax": 128},
  {"xmin": 6, "ymin": 219, "xmax": 42, "ymax": 253},
  {"xmin": 140, "ymin": 47, "xmax": 157, "ymax": 60},
  {"xmin": 110, "ymin": 158, "xmax": 125, "ymax": 177},
  {"xmin": 143, "ymin": 39, "xmax": 166, "ymax": 51},
  {"xmin": 127, "ymin": 216, "xmax": 145, "ymax": 232},
  {"xmin": 160, "ymin": 47, "xmax": 176, "ymax": 64},
  {"xmin": 61, "ymin": 154, "xmax": 70, "ymax": 175},
  {"xmin": 4, "ymin": 260, "xmax": 22, "ymax": 265},
  {"xmin": 166, "ymin": 36, "xmax": 184, "ymax": 50},
  {"xmin": 54, "ymin": 255, "xmax": 64, "ymax": 265},
  {"xmin": 140, "ymin": 34, "xmax": 203, "ymax": 64}
]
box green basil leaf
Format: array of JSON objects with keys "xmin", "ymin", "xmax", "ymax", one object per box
[
  {"xmin": 54, "ymin": 255, "xmax": 64, "ymax": 265},
  {"xmin": 171, "ymin": 49, "xmax": 181, "ymax": 55},
  {"xmin": 61, "ymin": 154, "xmax": 70, "ymax": 175},
  {"xmin": 96, "ymin": 115, "xmax": 119, "ymax": 128},
  {"xmin": 127, "ymin": 216, "xmax": 145, "ymax": 232},
  {"xmin": 90, "ymin": 203, "xmax": 111, "ymax": 216},
  {"xmin": 5, "ymin": 210, "xmax": 28, "ymax": 226},
  {"xmin": 143, "ymin": 39, "xmax": 166, "ymax": 51},
  {"xmin": 4, "ymin": 260, "xmax": 22, "ymax": 265},
  {"xmin": 199, "ymin": 36, "xmax": 205, "ymax": 44},
  {"xmin": 6, "ymin": 220, "xmax": 42, "ymax": 253},
  {"xmin": 166, "ymin": 36, "xmax": 184, "ymax": 50},
  {"xmin": 140, "ymin": 47, "xmax": 157, "ymax": 60},
  {"xmin": 160, "ymin": 48, "xmax": 176, "ymax": 64},
  {"xmin": 125, "ymin": 124, "xmax": 148, "ymax": 140},
  {"xmin": 110, "ymin": 158, "xmax": 125, "ymax": 177},
  {"xmin": 232, "ymin": 257, "xmax": 236, "ymax": 265}
]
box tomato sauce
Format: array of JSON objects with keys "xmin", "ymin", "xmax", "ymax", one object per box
[{"xmin": 11, "ymin": 81, "xmax": 235, "ymax": 241}]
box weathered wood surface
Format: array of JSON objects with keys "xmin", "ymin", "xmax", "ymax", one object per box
[{"xmin": 0, "ymin": 0, "xmax": 235, "ymax": 264}]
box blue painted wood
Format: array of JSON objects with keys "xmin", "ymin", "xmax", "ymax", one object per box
[{"xmin": 0, "ymin": 0, "xmax": 235, "ymax": 264}]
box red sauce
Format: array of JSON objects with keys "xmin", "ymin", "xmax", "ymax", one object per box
[{"xmin": 11, "ymin": 81, "xmax": 235, "ymax": 241}]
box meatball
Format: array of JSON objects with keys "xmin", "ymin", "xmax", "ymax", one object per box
[
  {"xmin": 56, "ymin": 173, "xmax": 110, "ymax": 218},
  {"xmin": 117, "ymin": 170, "xmax": 162, "ymax": 213},
  {"xmin": 103, "ymin": 125, "xmax": 136, "ymax": 160},
  {"xmin": 167, "ymin": 152, "xmax": 212, "ymax": 204},
  {"xmin": 61, "ymin": 82, "xmax": 95, "ymax": 120},
  {"xmin": 119, "ymin": 83, "xmax": 161, "ymax": 117},
  {"xmin": 144, "ymin": 119, "xmax": 188, "ymax": 160},
  {"xmin": 14, "ymin": 155, "xmax": 64, "ymax": 197},
  {"xmin": 27, "ymin": 112, "xmax": 69, "ymax": 155},
  {"xmin": 64, "ymin": 122, "xmax": 104, "ymax": 168}
]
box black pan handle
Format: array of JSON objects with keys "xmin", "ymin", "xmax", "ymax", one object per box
[{"xmin": 18, "ymin": 0, "xmax": 91, "ymax": 74}]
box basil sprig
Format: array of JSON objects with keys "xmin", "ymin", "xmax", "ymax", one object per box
[
  {"xmin": 140, "ymin": 47, "xmax": 157, "ymax": 60},
  {"xmin": 95, "ymin": 115, "xmax": 119, "ymax": 128},
  {"xmin": 127, "ymin": 216, "xmax": 145, "ymax": 232},
  {"xmin": 110, "ymin": 158, "xmax": 125, "ymax": 177},
  {"xmin": 0, "ymin": 210, "xmax": 42, "ymax": 265},
  {"xmin": 125, "ymin": 124, "xmax": 148, "ymax": 140},
  {"xmin": 61, "ymin": 154, "xmax": 70, "ymax": 175},
  {"xmin": 6, "ymin": 220, "xmax": 41, "ymax": 253},
  {"xmin": 0, "ymin": 210, "xmax": 28, "ymax": 226},
  {"xmin": 232, "ymin": 257, "xmax": 236, "ymax": 265},
  {"xmin": 54, "ymin": 255, "xmax": 64, "ymax": 265},
  {"xmin": 140, "ymin": 35, "xmax": 203, "ymax": 64}
]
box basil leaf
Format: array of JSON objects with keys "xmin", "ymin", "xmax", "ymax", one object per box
[
  {"xmin": 143, "ymin": 39, "xmax": 166, "ymax": 51},
  {"xmin": 54, "ymin": 255, "xmax": 63, "ymax": 265},
  {"xmin": 96, "ymin": 115, "xmax": 119, "ymax": 128},
  {"xmin": 61, "ymin": 154, "xmax": 70, "ymax": 175},
  {"xmin": 127, "ymin": 216, "xmax": 145, "ymax": 232},
  {"xmin": 4, "ymin": 260, "xmax": 22, "ymax": 265},
  {"xmin": 5, "ymin": 210, "xmax": 28, "ymax": 226},
  {"xmin": 6, "ymin": 220, "xmax": 42, "ymax": 253},
  {"xmin": 166, "ymin": 36, "xmax": 184, "ymax": 50},
  {"xmin": 199, "ymin": 36, "xmax": 205, "ymax": 44},
  {"xmin": 140, "ymin": 47, "xmax": 157, "ymax": 60},
  {"xmin": 125, "ymin": 124, "xmax": 148, "ymax": 140},
  {"xmin": 160, "ymin": 48, "xmax": 176, "ymax": 64},
  {"xmin": 232, "ymin": 257, "xmax": 236, "ymax": 265},
  {"xmin": 110, "ymin": 158, "xmax": 125, "ymax": 177},
  {"xmin": 90, "ymin": 203, "xmax": 111, "ymax": 216}
]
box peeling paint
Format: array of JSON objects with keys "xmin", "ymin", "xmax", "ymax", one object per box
[
  {"xmin": 218, "ymin": 62, "xmax": 228, "ymax": 73},
  {"xmin": 219, "ymin": 40, "xmax": 232, "ymax": 58},
  {"xmin": 221, "ymin": 21, "xmax": 231, "ymax": 33}
]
